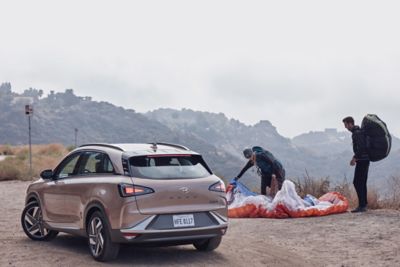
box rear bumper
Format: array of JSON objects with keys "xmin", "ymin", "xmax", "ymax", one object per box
[{"xmin": 111, "ymin": 211, "xmax": 228, "ymax": 244}]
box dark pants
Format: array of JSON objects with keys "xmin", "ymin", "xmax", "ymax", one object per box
[
  {"xmin": 353, "ymin": 160, "xmax": 370, "ymax": 208},
  {"xmin": 261, "ymin": 173, "xmax": 285, "ymax": 195}
]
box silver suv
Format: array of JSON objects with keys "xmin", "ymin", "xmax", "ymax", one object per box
[{"xmin": 21, "ymin": 143, "xmax": 228, "ymax": 261}]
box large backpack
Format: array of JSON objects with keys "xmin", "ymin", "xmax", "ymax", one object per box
[
  {"xmin": 252, "ymin": 146, "xmax": 286, "ymax": 178},
  {"xmin": 361, "ymin": 114, "xmax": 391, "ymax": 162}
]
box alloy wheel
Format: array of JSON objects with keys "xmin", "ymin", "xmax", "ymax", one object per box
[
  {"xmin": 23, "ymin": 205, "xmax": 48, "ymax": 238},
  {"xmin": 88, "ymin": 217, "xmax": 104, "ymax": 257}
]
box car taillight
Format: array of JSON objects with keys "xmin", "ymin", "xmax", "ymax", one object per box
[
  {"xmin": 118, "ymin": 184, "xmax": 154, "ymax": 197},
  {"xmin": 209, "ymin": 181, "xmax": 226, "ymax": 192}
]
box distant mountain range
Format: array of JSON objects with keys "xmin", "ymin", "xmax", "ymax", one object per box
[{"xmin": 1, "ymin": 82, "xmax": 399, "ymax": 190}]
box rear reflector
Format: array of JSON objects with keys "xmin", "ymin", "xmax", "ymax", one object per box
[
  {"xmin": 122, "ymin": 233, "xmax": 140, "ymax": 240},
  {"xmin": 221, "ymin": 228, "xmax": 228, "ymax": 235}
]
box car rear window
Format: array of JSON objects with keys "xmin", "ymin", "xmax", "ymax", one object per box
[{"xmin": 129, "ymin": 155, "xmax": 212, "ymax": 179}]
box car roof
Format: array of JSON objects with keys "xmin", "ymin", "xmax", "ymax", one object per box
[
  {"xmin": 77, "ymin": 143, "xmax": 199, "ymax": 157},
  {"xmin": 69, "ymin": 143, "xmax": 200, "ymax": 175}
]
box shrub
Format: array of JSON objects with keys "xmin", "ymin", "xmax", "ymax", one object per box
[
  {"xmin": 15, "ymin": 147, "xmax": 29, "ymax": 161},
  {"xmin": 366, "ymin": 188, "xmax": 381, "ymax": 209},
  {"xmin": 291, "ymin": 175, "xmax": 384, "ymax": 210},
  {"xmin": 0, "ymin": 145, "xmax": 14, "ymax": 156},
  {"xmin": 36, "ymin": 143, "xmax": 66, "ymax": 157},
  {"xmin": 0, "ymin": 158, "xmax": 23, "ymax": 180},
  {"xmin": 380, "ymin": 176, "xmax": 400, "ymax": 210},
  {"xmin": 66, "ymin": 145, "xmax": 76, "ymax": 152},
  {"xmin": 0, "ymin": 144, "xmax": 68, "ymax": 180},
  {"xmin": 292, "ymin": 171, "xmax": 330, "ymax": 198},
  {"xmin": 333, "ymin": 178, "xmax": 358, "ymax": 208}
]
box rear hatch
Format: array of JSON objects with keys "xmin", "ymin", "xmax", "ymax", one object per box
[{"xmin": 128, "ymin": 154, "xmax": 226, "ymax": 215}]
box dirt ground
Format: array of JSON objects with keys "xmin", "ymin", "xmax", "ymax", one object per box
[{"xmin": 1, "ymin": 180, "xmax": 399, "ymax": 267}]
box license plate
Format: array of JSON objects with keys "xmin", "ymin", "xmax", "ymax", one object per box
[{"xmin": 173, "ymin": 214, "xmax": 195, "ymax": 228}]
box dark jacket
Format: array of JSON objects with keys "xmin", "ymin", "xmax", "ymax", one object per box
[
  {"xmin": 351, "ymin": 126, "xmax": 369, "ymax": 161},
  {"xmin": 236, "ymin": 147, "xmax": 285, "ymax": 179},
  {"xmin": 236, "ymin": 160, "xmax": 255, "ymax": 179}
]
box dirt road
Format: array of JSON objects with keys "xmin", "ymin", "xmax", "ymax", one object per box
[{"xmin": 1, "ymin": 180, "xmax": 399, "ymax": 267}]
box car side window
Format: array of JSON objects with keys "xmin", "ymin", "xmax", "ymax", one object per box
[
  {"xmin": 77, "ymin": 151, "xmax": 115, "ymax": 175},
  {"xmin": 56, "ymin": 153, "xmax": 81, "ymax": 179}
]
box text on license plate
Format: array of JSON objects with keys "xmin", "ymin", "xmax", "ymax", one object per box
[{"xmin": 173, "ymin": 214, "xmax": 195, "ymax": 227}]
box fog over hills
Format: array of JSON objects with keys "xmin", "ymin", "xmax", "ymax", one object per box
[{"xmin": 1, "ymin": 83, "xmax": 399, "ymax": 190}]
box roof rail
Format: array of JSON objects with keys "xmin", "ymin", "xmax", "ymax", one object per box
[
  {"xmin": 148, "ymin": 142, "xmax": 190, "ymax": 151},
  {"xmin": 79, "ymin": 143, "xmax": 124, "ymax": 151}
]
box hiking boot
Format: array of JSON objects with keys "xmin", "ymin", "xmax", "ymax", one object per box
[{"xmin": 351, "ymin": 206, "xmax": 367, "ymax": 213}]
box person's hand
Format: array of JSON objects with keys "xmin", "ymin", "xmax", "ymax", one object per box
[
  {"xmin": 350, "ymin": 158, "xmax": 356, "ymax": 166},
  {"xmin": 230, "ymin": 177, "xmax": 239, "ymax": 185}
]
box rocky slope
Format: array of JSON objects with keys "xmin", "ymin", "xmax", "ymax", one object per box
[{"xmin": 1, "ymin": 83, "xmax": 399, "ymax": 188}]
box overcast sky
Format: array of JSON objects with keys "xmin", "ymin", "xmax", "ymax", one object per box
[{"xmin": 1, "ymin": 0, "xmax": 399, "ymax": 137}]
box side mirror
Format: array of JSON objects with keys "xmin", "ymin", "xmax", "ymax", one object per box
[{"xmin": 40, "ymin": 169, "xmax": 54, "ymax": 180}]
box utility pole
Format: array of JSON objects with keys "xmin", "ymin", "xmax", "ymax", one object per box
[
  {"xmin": 74, "ymin": 128, "xmax": 78, "ymax": 147},
  {"xmin": 25, "ymin": 105, "xmax": 33, "ymax": 176}
]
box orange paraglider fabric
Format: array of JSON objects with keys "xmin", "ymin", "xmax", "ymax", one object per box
[{"xmin": 227, "ymin": 180, "xmax": 348, "ymax": 219}]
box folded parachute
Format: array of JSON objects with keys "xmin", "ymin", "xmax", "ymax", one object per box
[{"xmin": 227, "ymin": 180, "xmax": 349, "ymax": 218}]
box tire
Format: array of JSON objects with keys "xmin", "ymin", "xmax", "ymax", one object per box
[
  {"xmin": 21, "ymin": 202, "xmax": 58, "ymax": 241},
  {"xmin": 193, "ymin": 236, "xmax": 222, "ymax": 251},
  {"xmin": 87, "ymin": 211, "xmax": 120, "ymax": 262}
]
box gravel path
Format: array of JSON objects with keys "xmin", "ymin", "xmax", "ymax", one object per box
[{"xmin": 1, "ymin": 180, "xmax": 399, "ymax": 267}]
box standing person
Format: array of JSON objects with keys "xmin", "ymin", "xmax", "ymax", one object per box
[
  {"xmin": 234, "ymin": 146, "xmax": 285, "ymax": 196},
  {"xmin": 343, "ymin": 116, "xmax": 370, "ymax": 213}
]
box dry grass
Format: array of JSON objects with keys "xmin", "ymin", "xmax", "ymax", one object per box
[
  {"xmin": 1, "ymin": 144, "xmax": 400, "ymax": 211},
  {"xmin": 0, "ymin": 144, "xmax": 68, "ymax": 181},
  {"xmin": 380, "ymin": 176, "xmax": 400, "ymax": 210},
  {"xmin": 293, "ymin": 174, "xmax": 400, "ymax": 210},
  {"xmin": 293, "ymin": 171, "xmax": 331, "ymax": 198},
  {"xmin": 0, "ymin": 145, "xmax": 14, "ymax": 156},
  {"xmin": 333, "ymin": 178, "xmax": 382, "ymax": 209},
  {"xmin": 232, "ymin": 169, "xmax": 400, "ymax": 210}
]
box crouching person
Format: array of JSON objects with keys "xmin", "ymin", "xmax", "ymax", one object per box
[{"xmin": 234, "ymin": 146, "xmax": 285, "ymax": 197}]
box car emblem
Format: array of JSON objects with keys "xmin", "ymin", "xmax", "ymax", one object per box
[{"xmin": 179, "ymin": 187, "xmax": 190, "ymax": 194}]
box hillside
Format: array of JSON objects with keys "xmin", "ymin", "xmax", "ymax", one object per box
[
  {"xmin": 1, "ymin": 82, "xmax": 399, "ymax": 189},
  {"xmin": 293, "ymin": 128, "xmax": 352, "ymax": 156},
  {"xmin": 293, "ymin": 128, "xmax": 400, "ymax": 156},
  {"xmin": 292, "ymin": 129, "xmax": 400, "ymax": 191},
  {"xmin": 0, "ymin": 83, "xmax": 240, "ymax": 180},
  {"xmin": 146, "ymin": 108, "xmax": 328, "ymax": 181}
]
